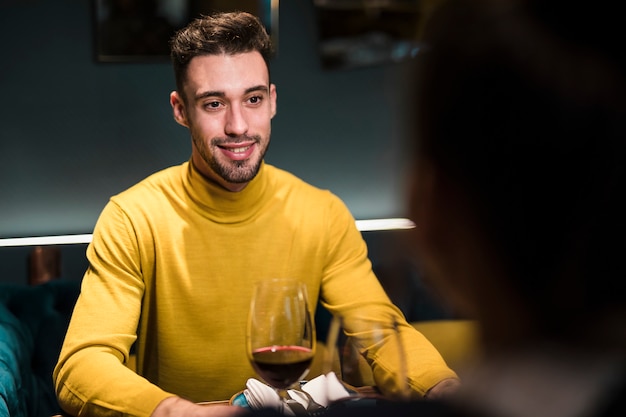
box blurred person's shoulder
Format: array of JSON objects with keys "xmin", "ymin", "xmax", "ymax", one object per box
[{"xmin": 599, "ymin": 369, "xmax": 626, "ymax": 417}]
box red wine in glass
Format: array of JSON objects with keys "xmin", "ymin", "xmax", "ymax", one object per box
[
  {"xmin": 247, "ymin": 279, "xmax": 316, "ymax": 398},
  {"xmin": 251, "ymin": 345, "xmax": 314, "ymax": 389}
]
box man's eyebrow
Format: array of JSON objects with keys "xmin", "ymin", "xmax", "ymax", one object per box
[
  {"xmin": 195, "ymin": 90, "xmax": 225, "ymax": 100},
  {"xmin": 245, "ymin": 85, "xmax": 269, "ymax": 94},
  {"xmin": 194, "ymin": 85, "xmax": 269, "ymax": 101}
]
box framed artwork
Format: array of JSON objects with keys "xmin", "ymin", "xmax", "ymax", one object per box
[
  {"xmin": 93, "ymin": 0, "xmax": 278, "ymax": 63},
  {"xmin": 312, "ymin": 0, "xmax": 423, "ymax": 70}
]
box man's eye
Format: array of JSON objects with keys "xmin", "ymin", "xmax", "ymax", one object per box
[
  {"xmin": 205, "ymin": 101, "xmax": 221, "ymax": 109},
  {"xmin": 249, "ymin": 96, "xmax": 262, "ymax": 104}
]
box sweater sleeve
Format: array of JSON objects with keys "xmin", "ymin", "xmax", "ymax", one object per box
[
  {"xmin": 53, "ymin": 201, "xmax": 174, "ymax": 417},
  {"xmin": 319, "ymin": 195, "xmax": 459, "ymax": 399}
]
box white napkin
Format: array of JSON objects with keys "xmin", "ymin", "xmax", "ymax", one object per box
[
  {"xmin": 300, "ymin": 372, "xmax": 352, "ymax": 406},
  {"xmin": 243, "ymin": 372, "xmax": 352, "ymax": 414},
  {"xmin": 243, "ymin": 378, "xmax": 284, "ymax": 412}
]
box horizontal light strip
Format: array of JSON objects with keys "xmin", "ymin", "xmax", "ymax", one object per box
[
  {"xmin": 0, "ymin": 234, "xmax": 93, "ymax": 247},
  {"xmin": 355, "ymin": 218, "xmax": 416, "ymax": 232},
  {"xmin": 0, "ymin": 218, "xmax": 416, "ymax": 247}
]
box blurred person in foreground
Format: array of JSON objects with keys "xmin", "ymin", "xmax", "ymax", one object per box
[
  {"xmin": 53, "ymin": 11, "xmax": 459, "ymax": 417},
  {"xmin": 402, "ymin": 0, "xmax": 626, "ymax": 416}
]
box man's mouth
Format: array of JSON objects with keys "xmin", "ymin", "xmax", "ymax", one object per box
[{"xmin": 218, "ymin": 142, "xmax": 256, "ymax": 161}]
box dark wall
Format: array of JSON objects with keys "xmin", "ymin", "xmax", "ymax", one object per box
[
  {"xmin": 0, "ymin": 1, "xmax": 417, "ymax": 284},
  {"xmin": 0, "ymin": 244, "xmax": 88, "ymax": 285}
]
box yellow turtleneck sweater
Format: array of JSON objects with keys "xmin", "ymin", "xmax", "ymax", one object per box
[{"xmin": 53, "ymin": 161, "xmax": 457, "ymax": 417}]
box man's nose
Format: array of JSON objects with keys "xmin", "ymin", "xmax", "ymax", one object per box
[{"xmin": 225, "ymin": 104, "xmax": 248, "ymax": 136}]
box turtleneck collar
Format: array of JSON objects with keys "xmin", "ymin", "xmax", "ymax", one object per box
[{"xmin": 182, "ymin": 159, "xmax": 270, "ymax": 224}]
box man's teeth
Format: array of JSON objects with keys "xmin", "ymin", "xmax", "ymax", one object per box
[{"xmin": 231, "ymin": 146, "xmax": 250, "ymax": 153}]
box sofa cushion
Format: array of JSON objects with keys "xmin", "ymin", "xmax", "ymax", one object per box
[
  {"xmin": 0, "ymin": 280, "xmax": 81, "ymax": 417},
  {"xmin": 0, "ymin": 302, "xmax": 30, "ymax": 417}
]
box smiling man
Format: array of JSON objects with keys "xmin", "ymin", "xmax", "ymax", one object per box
[
  {"xmin": 53, "ymin": 12, "xmax": 459, "ymax": 417},
  {"xmin": 171, "ymin": 52, "xmax": 276, "ymax": 191}
]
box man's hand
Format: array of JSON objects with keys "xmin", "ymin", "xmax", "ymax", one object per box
[
  {"xmin": 151, "ymin": 396, "xmax": 251, "ymax": 417},
  {"xmin": 424, "ymin": 378, "xmax": 461, "ymax": 400}
]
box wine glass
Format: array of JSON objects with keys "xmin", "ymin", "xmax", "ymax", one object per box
[
  {"xmin": 247, "ymin": 279, "xmax": 316, "ymax": 409},
  {"xmin": 323, "ymin": 309, "xmax": 410, "ymax": 402}
]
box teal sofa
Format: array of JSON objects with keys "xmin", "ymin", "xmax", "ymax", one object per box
[{"xmin": 0, "ymin": 280, "xmax": 80, "ymax": 417}]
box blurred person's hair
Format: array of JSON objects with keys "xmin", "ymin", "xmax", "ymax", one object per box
[{"xmin": 413, "ymin": 0, "xmax": 626, "ymax": 346}]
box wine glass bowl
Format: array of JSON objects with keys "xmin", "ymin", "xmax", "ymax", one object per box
[{"xmin": 247, "ymin": 279, "xmax": 316, "ymax": 391}]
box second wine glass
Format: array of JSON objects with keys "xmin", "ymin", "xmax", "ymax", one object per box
[{"xmin": 324, "ymin": 309, "xmax": 410, "ymax": 402}]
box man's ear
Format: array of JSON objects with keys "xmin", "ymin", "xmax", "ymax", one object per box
[
  {"xmin": 269, "ymin": 83, "xmax": 277, "ymax": 119},
  {"xmin": 170, "ymin": 91, "xmax": 189, "ymax": 127}
]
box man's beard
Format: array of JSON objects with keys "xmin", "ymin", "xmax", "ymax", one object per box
[
  {"xmin": 194, "ymin": 133, "xmax": 268, "ymax": 184},
  {"xmin": 210, "ymin": 157, "xmax": 261, "ymax": 184}
]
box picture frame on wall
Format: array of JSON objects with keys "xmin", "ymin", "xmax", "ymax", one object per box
[
  {"xmin": 93, "ymin": 0, "xmax": 278, "ymax": 63},
  {"xmin": 312, "ymin": 0, "xmax": 423, "ymax": 70}
]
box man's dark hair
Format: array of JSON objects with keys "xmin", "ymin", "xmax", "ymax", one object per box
[{"xmin": 170, "ymin": 11, "xmax": 274, "ymax": 96}]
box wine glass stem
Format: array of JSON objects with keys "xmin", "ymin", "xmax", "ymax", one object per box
[{"xmin": 277, "ymin": 388, "xmax": 308, "ymax": 416}]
